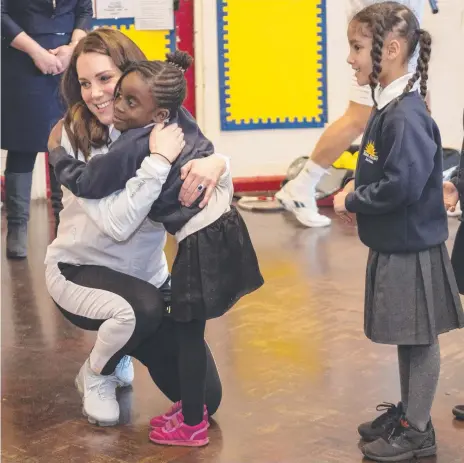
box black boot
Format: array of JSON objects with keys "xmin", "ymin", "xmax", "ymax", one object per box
[
  {"xmin": 362, "ymin": 418, "xmax": 436, "ymax": 462},
  {"xmin": 5, "ymin": 171, "xmax": 33, "ymax": 259},
  {"xmin": 452, "ymin": 405, "xmax": 464, "ymax": 420}
]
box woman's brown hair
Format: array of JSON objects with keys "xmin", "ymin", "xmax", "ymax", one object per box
[{"xmin": 61, "ymin": 28, "xmax": 146, "ymax": 160}]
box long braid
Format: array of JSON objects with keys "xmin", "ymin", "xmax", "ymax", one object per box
[
  {"xmin": 403, "ymin": 29, "xmax": 431, "ymax": 106},
  {"xmin": 369, "ymin": 16, "xmax": 386, "ymax": 107},
  {"xmin": 417, "ymin": 30, "xmax": 432, "ymax": 101},
  {"xmin": 403, "ymin": 30, "xmax": 421, "ymax": 94}
]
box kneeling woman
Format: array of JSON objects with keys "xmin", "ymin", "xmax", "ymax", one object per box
[{"xmin": 45, "ymin": 28, "xmax": 225, "ymax": 427}]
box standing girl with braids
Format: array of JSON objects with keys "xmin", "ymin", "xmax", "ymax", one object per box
[
  {"xmin": 333, "ymin": 2, "xmax": 464, "ymax": 461},
  {"xmin": 49, "ymin": 49, "xmax": 264, "ymax": 447}
]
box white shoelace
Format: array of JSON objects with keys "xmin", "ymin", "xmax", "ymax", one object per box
[{"xmin": 93, "ymin": 375, "xmax": 120, "ymax": 400}]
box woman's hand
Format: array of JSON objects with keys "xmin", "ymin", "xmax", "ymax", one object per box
[
  {"xmin": 179, "ymin": 155, "xmax": 227, "ymax": 208},
  {"xmin": 149, "ymin": 123, "xmax": 185, "ymax": 164},
  {"xmin": 48, "ymin": 119, "xmax": 64, "ymax": 152},
  {"xmin": 31, "ymin": 47, "xmax": 64, "ymax": 75},
  {"xmin": 48, "ymin": 44, "xmax": 74, "ymax": 73},
  {"xmin": 443, "ymin": 181, "xmax": 459, "ymax": 212}
]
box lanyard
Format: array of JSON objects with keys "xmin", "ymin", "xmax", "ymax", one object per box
[{"xmin": 52, "ymin": 0, "xmax": 56, "ymax": 9}]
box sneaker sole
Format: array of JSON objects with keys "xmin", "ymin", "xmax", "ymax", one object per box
[
  {"xmin": 82, "ymin": 407, "xmax": 119, "ymax": 427},
  {"xmin": 275, "ymin": 198, "xmax": 331, "ymax": 228},
  {"xmin": 362, "ymin": 445, "xmax": 437, "ymax": 462},
  {"xmin": 294, "ymin": 215, "xmax": 332, "ymax": 228},
  {"xmin": 149, "ymin": 435, "xmax": 209, "ymax": 447},
  {"xmin": 74, "ymin": 377, "xmax": 119, "ymax": 427}
]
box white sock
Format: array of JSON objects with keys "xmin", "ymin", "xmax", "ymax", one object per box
[{"xmin": 286, "ymin": 160, "xmax": 327, "ymax": 197}]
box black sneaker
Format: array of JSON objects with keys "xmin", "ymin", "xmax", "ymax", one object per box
[
  {"xmin": 358, "ymin": 402, "xmax": 404, "ymax": 442},
  {"xmin": 452, "ymin": 405, "xmax": 464, "ymax": 420},
  {"xmin": 362, "ymin": 418, "xmax": 436, "ymax": 462}
]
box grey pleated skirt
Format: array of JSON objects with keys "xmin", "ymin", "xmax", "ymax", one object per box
[{"xmin": 364, "ymin": 243, "xmax": 464, "ymax": 345}]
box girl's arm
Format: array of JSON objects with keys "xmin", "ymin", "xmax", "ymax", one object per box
[
  {"xmin": 49, "ymin": 128, "xmax": 151, "ymax": 199},
  {"xmin": 53, "ymin": 124, "xmax": 184, "ymax": 241},
  {"xmin": 77, "ymin": 156, "xmax": 171, "ymax": 241}
]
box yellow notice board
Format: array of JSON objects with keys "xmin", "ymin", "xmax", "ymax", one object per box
[
  {"xmin": 217, "ymin": 0, "xmax": 328, "ymax": 131},
  {"xmin": 91, "ymin": 19, "xmax": 174, "ymax": 60}
]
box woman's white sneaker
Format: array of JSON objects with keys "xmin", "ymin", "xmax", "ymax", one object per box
[{"xmin": 75, "ymin": 359, "xmax": 120, "ymax": 426}]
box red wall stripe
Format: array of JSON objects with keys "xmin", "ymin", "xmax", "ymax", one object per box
[{"xmin": 175, "ymin": 0, "xmax": 196, "ymax": 116}]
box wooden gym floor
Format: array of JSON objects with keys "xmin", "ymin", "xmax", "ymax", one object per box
[{"xmin": 2, "ymin": 201, "xmax": 463, "ymax": 463}]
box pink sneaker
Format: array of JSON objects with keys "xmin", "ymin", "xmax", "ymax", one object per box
[
  {"xmin": 149, "ymin": 402, "xmax": 208, "ymax": 428},
  {"xmin": 149, "ymin": 413, "xmax": 209, "ymax": 447},
  {"xmin": 149, "ymin": 401, "xmax": 181, "ymax": 428}
]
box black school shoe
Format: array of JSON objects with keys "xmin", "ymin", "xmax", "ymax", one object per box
[
  {"xmin": 452, "ymin": 405, "xmax": 464, "ymax": 420},
  {"xmin": 358, "ymin": 402, "xmax": 404, "ymax": 442},
  {"xmin": 362, "ymin": 418, "xmax": 436, "ymax": 462}
]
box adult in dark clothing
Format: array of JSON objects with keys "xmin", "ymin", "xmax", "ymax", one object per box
[
  {"xmin": 1, "ymin": 0, "xmax": 93, "ymax": 258},
  {"xmin": 442, "ymin": 109, "xmax": 464, "ymax": 421}
]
